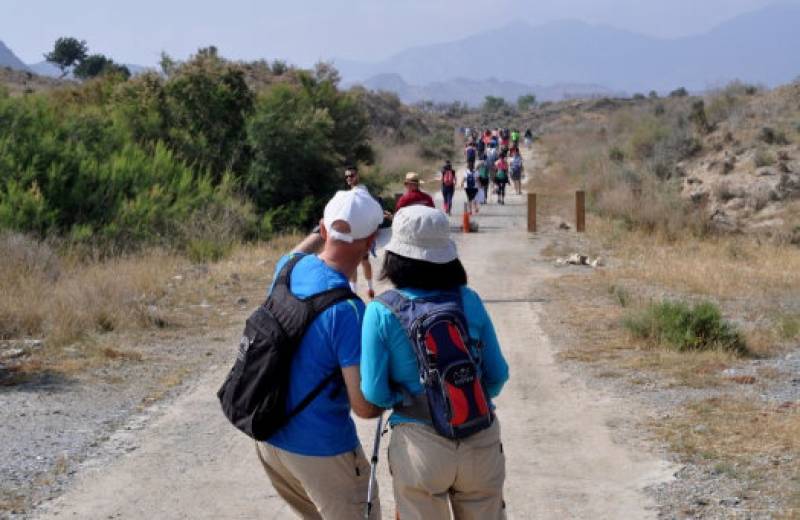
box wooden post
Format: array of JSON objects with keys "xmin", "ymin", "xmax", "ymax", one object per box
[
  {"xmin": 462, "ymin": 202, "xmax": 470, "ymax": 233},
  {"xmin": 527, "ymin": 193, "xmax": 537, "ymax": 232},
  {"xmin": 576, "ymin": 190, "xmax": 586, "ymax": 233}
]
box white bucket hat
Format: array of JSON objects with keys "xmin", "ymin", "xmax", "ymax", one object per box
[{"xmin": 385, "ymin": 205, "xmax": 458, "ymax": 264}]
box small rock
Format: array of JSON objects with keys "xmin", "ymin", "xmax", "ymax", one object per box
[
  {"xmin": 590, "ymin": 257, "xmax": 604, "ymax": 268},
  {"xmin": 230, "ymin": 273, "xmax": 241, "ymax": 282},
  {"xmin": 0, "ymin": 348, "xmax": 26, "ymax": 360},
  {"xmin": 172, "ymin": 275, "xmax": 184, "ymax": 281},
  {"xmin": 719, "ymin": 497, "xmax": 741, "ymax": 507},
  {"xmin": 236, "ymin": 297, "xmax": 248, "ymax": 306},
  {"xmin": 558, "ymin": 221, "xmax": 571, "ymax": 230},
  {"xmin": 692, "ymin": 424, "xmax": 708, "ymax": 433},
  {"xmin": 693, "ymin": 498, "xmax": 710, "ymax": 506}
]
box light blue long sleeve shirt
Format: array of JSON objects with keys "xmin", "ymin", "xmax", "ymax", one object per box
[{"xmin": 360, "ymin": 286, "xmax": 509, "ymax": 426}]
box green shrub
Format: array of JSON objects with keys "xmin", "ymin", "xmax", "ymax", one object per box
[
  {"xmin": 623, "ymin": 300, "xmax": 747, "ymax": 354},
  {"xmin": 754, "ymin": 148, "xmax": 776, "ymax": 167},
  {"xmin": 777, "ymin": 314, "xmax": 800, "ymax": 340},
  {"xmin": 608, "ymin": 147, "xmax": 625, "ymax": 162},
  {"xmin": 758, "ymin": 127, "xmax": 789, "ymax": 145},
  {"xmin": 185, "ymin": 238, "xmax": 232, "ymax": 263}
]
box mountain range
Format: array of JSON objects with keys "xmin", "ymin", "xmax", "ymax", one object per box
[
  {"xmin": 337, "ymin": 2, "xmax": 800, "ymax": 100},
  {"xmin": 3, "ymin": 2, "xmax": 799, "ymax": 104},
  {"xmin": 353, "ymin": 73, "xmax": 622, "ymax": 105}
]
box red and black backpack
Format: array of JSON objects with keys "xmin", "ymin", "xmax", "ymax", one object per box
[{"xmin": 377, "ymin": 289, "xmax": 493, "ymax": 439}]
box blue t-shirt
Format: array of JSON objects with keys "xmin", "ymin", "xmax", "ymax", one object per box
[
  {"xmin": 264, "ymin": 254, "xmax": 364, "ymax": 456},
  {"xmin": 360, "ymin": 286, "xmax": 509, "ymax": 427}
]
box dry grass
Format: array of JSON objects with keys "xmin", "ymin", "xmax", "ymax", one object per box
[
  {"xmin": 653, "ymin": 397, "xmax": 800, "ymax": 515},
  {"xmin": 0, "ymin": 241, "xmax": 181, "ymax": 347},
  {"xmin": 532, "ymin": 86, "xmax": 800, "ymax": 516},
  {"xmin": 604, "ymin": 225, "xmax": 800, "ymax": 300},
  {"xmin": 0, "ymin": 232, "xmax": 296, "ymax": 377}
]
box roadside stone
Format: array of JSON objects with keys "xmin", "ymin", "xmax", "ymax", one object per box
[
  {"xmin": 719, "ymin": 497, "xmax": 741, "ymax": 507},
  {"xmin": 1, "ymin": 348, "xmax": 26, "ymax": 360}
]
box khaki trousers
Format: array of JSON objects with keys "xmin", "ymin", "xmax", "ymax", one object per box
[
  {"xmin": 256, "ymin": 442, "xmax": 380, "ymax": 520},
  {"xmin": 388, "ymin": 420, "xmax": 506, "ymax": 520}
]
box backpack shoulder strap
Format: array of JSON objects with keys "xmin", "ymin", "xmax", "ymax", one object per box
[
  {"xmin": 270, "ymin": 253, "xmax": 306, "ymax": 300},
  {"xmin": 375, "ymin": 289, "xmax": 413, "ymax": 331},
  {"xmin": 307, "ymin": 286, "xmax": 358, "ymax": 314}
]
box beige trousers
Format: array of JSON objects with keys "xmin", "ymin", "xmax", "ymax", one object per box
[
  {"xmin": 388, "ymin": 420, "xmax": 506, "ymax": 520},
  {"xmin": 255, "ymin": 442, "xmax": 380, "ymax": 520}
]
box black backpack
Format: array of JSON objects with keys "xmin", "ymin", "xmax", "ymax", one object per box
[{"xmin": 217, "ymin": 254, "xmax": 357, "ymax": 440}]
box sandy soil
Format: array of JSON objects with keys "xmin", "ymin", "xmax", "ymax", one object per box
[{"xmin": 31, "ymin": 148, "xmax": 676, "ymax": 519}]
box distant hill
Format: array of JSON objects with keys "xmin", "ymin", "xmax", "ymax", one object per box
[
  {"xmin": 0, "ymin": 41, "xmax": 29, "ymax": 72},
  {"xmin": 350, "ymin": 73, "xmax": 620, "ymax": 105},
  {"xmin": 336, "ymin": 3, "xmax": 800, "ymax": 94}
]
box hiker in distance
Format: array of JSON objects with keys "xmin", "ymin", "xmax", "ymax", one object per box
[
  {"xmin": 344, "ymin": 165, "xmax": 377, "ymax": 299},
  {"xmin": 463, "ymin": 162, "xmax": 480, "ymax": 214},
  {"xmin": 395, "ymin": 171, "xmax": 435, "ymax": 211},
  {"xmin": 441, "ymin": 160, "xmax": 457, "ymax": 215},
  {"xmin": 361, "ymin": 205, "xmax": 510, "ymax": 520},
  {"xmin": 255, "ymin": 188, "xmax": 384, "ymax": 519},
  {"xmin": 510, "ymin": 148, "xmax": 524, "ymax": 196}
]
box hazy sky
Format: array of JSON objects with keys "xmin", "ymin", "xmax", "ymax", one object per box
[{"xmin": 2, "ymin": 0, "xmax": 789, "ymax": 67}]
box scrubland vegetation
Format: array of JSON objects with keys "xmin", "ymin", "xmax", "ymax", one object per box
[
  {"xmin": 0, "ymin": 48, "xmax": 451, "ymax": 375},
  {"xmin": 530, "ymin": 82, "xmax": 800, "ymax": 514}
]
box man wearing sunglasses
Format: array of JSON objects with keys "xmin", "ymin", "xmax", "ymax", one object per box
[{"xmin": 344, "ymin": 165, "xmax": 377, "ymax": 299}]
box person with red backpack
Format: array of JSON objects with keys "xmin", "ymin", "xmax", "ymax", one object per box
[
  {"xmin": 494, "ymin": 152, "xmax": 510, "ymax": 205},
  {"xmin": 360, "ymin": 205, "xmax": 509, "ymax": 520},
  {"xmin": 441, "ymin": 160, "xmax": 457, "ymax": 215}
]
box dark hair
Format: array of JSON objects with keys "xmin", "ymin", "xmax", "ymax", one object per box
[
  {"xmin": 380, "ymin": 251, "xmax": 467, "ymax": 290},
  {"xmin": 344, "ymin": 164, "xmax": 357, "ymax": 172}
]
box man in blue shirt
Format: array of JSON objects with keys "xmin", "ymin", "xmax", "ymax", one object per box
[{"xmin": 256, "ymin": 188, "xmax": 385, "ymax": 519}]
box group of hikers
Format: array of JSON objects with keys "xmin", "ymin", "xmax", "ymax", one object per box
[
  {"xmin": 219, "ymin": 161, "xmax": 511, "ymax": 519},
  {"xmin": 441, "ymin": 128, "xmax": 528, "ymax": 212}
]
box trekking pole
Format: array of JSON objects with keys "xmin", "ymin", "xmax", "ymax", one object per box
[{"xmin": 365, "ymin": 412, "xmax": 384, "ymax": 519}]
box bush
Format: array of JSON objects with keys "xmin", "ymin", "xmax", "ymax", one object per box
[
  {"xmin": 609, "ymin": 147, "xmax": 625, "ymax": 162},
  {"xmin": 623, "ymin": 300, "xmax": 747, "ymax": 354},
  {"xmin": 669, "ymin": 87, "xmax": 689, "ymax": 98},
  {"xmin": 754, "ymin": 148, "xmax": 776, "ymax": 167},
  {"xmin": 758, "ymin": 127, "xmax": 789, "ymax": 145}
]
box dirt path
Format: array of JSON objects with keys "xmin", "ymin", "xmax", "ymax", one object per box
[{"xmin": 33, "ymin": 147, "xmax": 674, "ymax": 519}]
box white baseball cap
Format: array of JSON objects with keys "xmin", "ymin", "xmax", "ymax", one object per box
[
  {"xmin": 323, "ymin": 189, "xmax": 384, "ymax": 243},
  {"xmin": 385, "ymin": 205, "xmax": 458, "ymax": 264}
]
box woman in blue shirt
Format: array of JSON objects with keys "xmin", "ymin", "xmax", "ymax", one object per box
[{"xmin": 361, "ymin": 205, "xmax": 510, "ymax": 520}]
